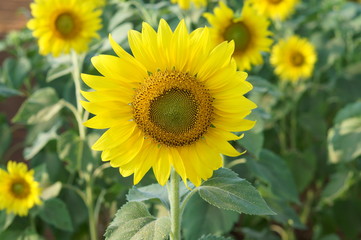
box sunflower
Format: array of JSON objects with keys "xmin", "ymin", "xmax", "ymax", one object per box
[
  {"xmin": 270, "ymin": 36, "xmax": 317, "ymax": 82},
  {"xmin": 204, "ymin": 2, "xmax": 273, "ymax": 71},
  {"xmin": 27, "ymin": 0, "xmax": 102, "ymax": 57},
  {"xmin": 81, "ymin": 19, "xmax": 256, "ymax": 186},
  {"xmin": 0, "ymin": 161, "xmax": 41, "ymax": 216},
  {"xmin": 248, "ymin": 0, "xmax": 299, "ymax": 21},
  {"xmin": 171, "ymin": 0, "xmax": 207, "ymax": 9}
]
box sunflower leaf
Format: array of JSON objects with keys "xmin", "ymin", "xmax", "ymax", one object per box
[
  {"xmin": 182, "ymin": 194, "xmax": 238, "ymax": 240},
  {"xmin": 38, "ymin": 198, "xmax": 73, "ymax": 232},
  {"xmin": 105, "ymin": 201, "xmax": 170, "ymax": 240},
  {"xmin": 197, "ymin": 168, "xmax": 275, "ymax": 215},
  {"xmin": 198, "ymin": 235, "xmax": 233, "ymax": 240}
]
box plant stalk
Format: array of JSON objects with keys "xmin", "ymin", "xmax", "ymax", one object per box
[{"xmin": 168, "ymin": 169, "xmax": 181, "ymax": 240}]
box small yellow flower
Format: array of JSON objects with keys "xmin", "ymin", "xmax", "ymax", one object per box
[
  {"xmin": 204, "ymin": 2, "xmax": 273, "ymax": 71},
  {"xmin": 248, "ymin": 0, "xmax": 300, "ymax": 21},
  {"xmin": 171, "ymin": 0, "xmax": 207, "ymax": 9},
  {"xmin": 81, "ymin": 19, "xmax": 256, "ymax": 186},
  {"xmin": 27, "ymin": 0, "xmax": 102, "ymax": 57},
  {"xmin": 270, "ymin": 36, "xmax": 317, "ymax": 82},
  {"xmin": 0, "ymin": 161, "xmax": 42, "ymax": 216}
]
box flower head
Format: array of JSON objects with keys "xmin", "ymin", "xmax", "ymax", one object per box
[
  {"xmin": 204, "ymin": 2, "xmax": 273, "ymax": 71},
  {"xmin": 27, "ymin": 0, "xmax": 102, "ymax": 57},
  {"xmin": 0, "ymin": 161, "xmax": 42, "ymax": 216},
  {"xmin": 171, "ymin": 0, "xmax": 207, "ymax": 9},
  {"xmin": 81, "ymin": 19, "xmax": 256, "ymax": 186},
  {"xmin": 248, "ymin": 0, "xmax": 300, "ymax": 21},
  {"xmin": 271, "ymin": 36, "xmax": 317, "ymax": 82}
]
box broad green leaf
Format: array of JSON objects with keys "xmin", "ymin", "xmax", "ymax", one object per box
[
  {"xmin": 1, "ymin": 57, "xmax": 31, "ymax": 89},
  {"xmin": 24, "ymin": 121, "xmax": 60, "ymax": 160},
  {"xmin": 0, "ymin": 211, "xmax": 15, "ymax": 232},
  {"xmin": 0, "ymin": 83, "xmax": 22, "ymax": 97},
  {"xmin": 12, "ymin": 88, "xmax": 62, "ymax": 124},
  {"xmin": 198, "ymin": 235, "xmax": 233, "ymax": 240},
  {"xmin": 57, "ymin": 130, "xmax": 96, "ymax": 173},
  {"xmin": 328, "ymin": 117, "xmax": 361, "ymax": 163},
  {"xmin": 41, "ymin": 182, "xmax": 62, "ymax": 200},
  {"xmin": 182, "ymin": 194, "xmax": 238, "ymax": 240},
  {"xmin": 127, "ymin": 182, "xmax": 191, "ymax": 209},
  {"xmin": 197, "ymin": 168, "xmax": 275, "ymax": 215},
  {"xmin": 46, "ymin": 64, "xmax": 72, "ymax": 82},
  {"xmin": 285, "ymin": 150, "xmax": 316, "ymax": 193},
  {"xmin": 334, "ymin": 101, "xmax": 361, "ymax": 124},
  {"xmin": 247, "ymin": 150, "xmax": 299, "ymax": 203},
  {"xmin": 237, "ymin": 131, "xmax": 264, "ymax": 158},
  {"xmin": 320, "ymin": 169, "xmax": 353, "ymax": 204},
  {"xmin": 39, "ymin": 198, "xmax": 73, "ymax": 231},
  {"xmin": 105, "ymin": 201, "xmax": 170, "ymax": 240},
  {"xmin": 261, "ymin": 187, "xmax": 305, "ymax": 230},
  {"xmin": 127, "ymin": 184, "xmax": 169, "ymax": 209}
]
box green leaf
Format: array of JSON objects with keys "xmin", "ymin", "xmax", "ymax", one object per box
[
  {"xmin": 127, "ymin": 182, "xmax": 191, "ymax": 209},
  {"xmin": 105, "ymin": 201, "xmax": 170, "ymax": 240},
  {"xmin": 197, "ymin": 168, "xmax": 275, "ymax": 215},
  {"xmin": 246, "ymin": 150, "xmax": 299, "ymax": 203},
  {"xmin": 12, "ymin": 88, "xmax": 62, "ymax": 124},
  {"xmin": 182, "ymin": 194, "xmax": 238, "ymax": 240},
  {"xmin": 0, "ymin": 83, "xmax": 22, "ymax": 97},
  {"xmin": 0, "ymin": 211, "xmax": 15, "ymax": 232},
  {"xmin": 57, "ymin": 130, "xmax": 96, "ymax": 173},
  {"xmin": 23, "ymin": 121, "xmax": 60, "ymax": 160},
  {"xmin": 1, "ymin": 57, "xmax": 31, "ymax": 89},
  {"xmin": 46, "ymin": 64, "xmax": 72, "ymax": 82},
  {"xmin": 0, "ymin": 115, "xmax": 12, "ymax": 159},
  {"xmin": 328, "ymin": 117, "xmax": 361, "ymax": 163},
  {"xmin": 38, "ymin": 198, "xmax": 73, "ymax": 232},
  {"xmin": 198, "ymin": 235, "xmax": 233, "ymax": 240},
  {"xmin": 41, "ymin": 182, "xmax": 62, "ymax": 201},
  {"xmin": 127, "ymin": 184, "xmax": 169, "ymax": 209},
  {"xmin": 237, "ymin": 130, "xmax": 264, "ymax": 158},
  {"xmin": 320, "ymin": 169, "xmax": 353, "ymax": 204}
]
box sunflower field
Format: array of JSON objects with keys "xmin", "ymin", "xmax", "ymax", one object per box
[{"xmin": 0, "ymin": 0, "xmax": 361, "ymax": 239}]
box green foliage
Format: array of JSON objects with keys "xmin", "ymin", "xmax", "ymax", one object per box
[
  {"xmin": 198, "ymin": 235, "xmax": 233, "ymax": 240},
  {"xmin": 38, "ymin": 198, "xmax": 73, "ymax": 232},
  {"xmin": 198, "ymin": 168, "xmax": 275, "ymax": 215},
  {"xmin": 104, "ymin": 201, "xmax": 170, "ymax": 240},
  {"xmin": 182, "ymin": 194, "xmax": 238, "ymax": 240}
]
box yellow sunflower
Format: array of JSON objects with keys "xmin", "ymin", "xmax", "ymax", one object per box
[
  {"xmin": 81, "ymin": 19, "xmax": 256, "ymax": 186},
  {"xmin": 270, "ymin": 36, "xmax": 317, "ymax": 82},
  {"xmin": 204, "ymin": 2, "xmax": 273, "ymax": 71},
  {"xmin": 27, "ymin": 0, "xmax": 102, "ymax": 57},
  {"xmin": 171, "ymin": 0, "xmax": 207, "ymax": 9},
  {"xmin": 248, "ymin": 0, "xmax": 300, "ymax": 21},
  {"xmin": 0, "ymin": 161, "xmax": 42, "ymax": 216}
]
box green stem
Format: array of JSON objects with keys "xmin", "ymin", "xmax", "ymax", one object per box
[
  {"xmin": 168, "ymin": 169, "xmax": 181, "ymax": 240},
  {"xmin": 86, "ymin": 181, "xmax": 97, "ymax": 240},
  {"xmin": 290, "ymin": 104, "xmax": 297, "ymax": 150},
  {"xmin": 71, "ymin": 51, "xmax": 84, "ymax": 129}
]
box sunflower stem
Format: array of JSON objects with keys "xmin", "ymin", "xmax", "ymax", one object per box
[
  {"xmin": 168, "ymin": 169, "xmax": 181, "ymax": 240},
  {"xmin": 86, "ymin": 181, "xmax": 98, "ymax": 240}
]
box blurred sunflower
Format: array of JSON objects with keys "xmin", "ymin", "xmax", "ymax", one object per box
[
  {"xmin": 0, "ymin": 161, "xmax": 42, "ymax": 216},
  {"xmin": 81, "ymin": 19, "xmax": 256, "ymax": 186},
  {"xmin": 204, "ymin": 2, "xmax": 273, "ymax": 71},
  {"xmin": 270, "ymin": 36, "xmax": 317, "ymax": 82},
  {"xmin": 27, "ymin": 0, "xmax": 102, "ymax": 57},
  {"xmin": 171, "ymin": 0, "xmax": 207, "ymax": 9},
  {"xmin": 248, "ymin": 0, "xmax": 299, "ymax": 21}
]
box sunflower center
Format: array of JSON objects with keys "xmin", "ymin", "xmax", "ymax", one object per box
[
  {"xmin": 55, "ymin": 13, "xmax": 78, "ymax": 38},
  {"xmin": 224, "ymin": 22, "xmax": 250, "ymax": 52},
  {"xmin": 11, "ymin": 179, "xmax": 30, "ymax": 199},
  {"xmin": 150, "ymin": 89, "xmax": 197, "ymax": 134},
  {"xmin": 290, "ymin": 51, "xmax": 305, "ymax": 66},
  {"xmin": 133, "ymin": 70, "xmax": 213, "ymax": 147},
  {"xmin": 268, "ymin": 0, "xmax": 283, "ymax": 4}
]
